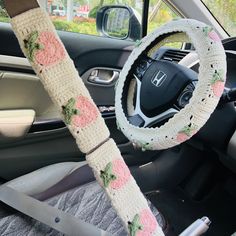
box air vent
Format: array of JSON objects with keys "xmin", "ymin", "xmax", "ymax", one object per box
[{"xmin": 162, "ymin": 49, "xmax": 189, "ymax": 63}]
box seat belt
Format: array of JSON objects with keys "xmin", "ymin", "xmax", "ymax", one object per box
[{"xmin": 0, "ymin": 185, "xmax": 111, "ymax": 236}]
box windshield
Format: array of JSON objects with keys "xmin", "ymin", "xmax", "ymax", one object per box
[{"xmin": 202, "ymin": 0, "xmax": 236, "ymax": 36}]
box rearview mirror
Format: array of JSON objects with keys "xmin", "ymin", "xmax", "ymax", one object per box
[{"xmin": 96, "ymin": 5, "xmax": 141, "ymax": 41}]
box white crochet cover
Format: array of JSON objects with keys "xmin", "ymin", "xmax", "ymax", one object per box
[
  {"xmin": 10, "ymin": 8, "xmax": 164, "ymax": 236},
  {"xmin": 115, "ymin": 19, "xmax": 227, "ymax": 150}
]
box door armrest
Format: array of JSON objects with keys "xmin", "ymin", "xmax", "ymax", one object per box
[{"xmin": 0, "ymin": 109, "xmax": 35, "ymax": 142}]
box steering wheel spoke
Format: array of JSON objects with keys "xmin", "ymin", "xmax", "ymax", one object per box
[
  {"xmin": 129, "ymin": 74, "xmax": 179, "ymax": 127},
  {"xmin": 132, "ymin": 74, "xmax": 142, "ymax": 115},
  {"xmin": 129, "ymin": 106, "xmax": 178, "ymax": 128}
]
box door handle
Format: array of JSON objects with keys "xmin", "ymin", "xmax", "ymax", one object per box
[{"xmin": 88, "ymin": 69, "xmax": 119, "ymax": 85}]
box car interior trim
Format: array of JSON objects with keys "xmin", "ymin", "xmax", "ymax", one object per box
[{"xmin": 0, "ymin": 54, "xmax": 31, "ymax": 70}]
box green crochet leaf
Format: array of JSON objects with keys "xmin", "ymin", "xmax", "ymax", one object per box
[
  {"xmin": 29, "ymin": 31, "xmax": 39, "ymax": 44},
  {"xmin": 179, "ymin": 125, "xmax": 197, "ymax": 137},
  {"xmin": 135, "ymin": 40, "xmax": 142, "ymax": 47},
  {"xmin": 24, "ymin": 31, "xmax": 44, "ymax": 62},
  {"xmin": 100, "ymin": 162, "xmax": 117, "ymax": 188},
  {"xmin": 141, "ymin": 143, "xmax": 150, "ymax": 152},
  {"xmin": 135, "ymin": 141, "xmax": 150, "ymax": 151},
  {"xmin": 202, "ymin": 26, "xmax": 213, "ymax": 36},
  {"xmin": 211, "ymin": 69, "xmax": 225, "ymax": 84},
  {"xmin": 62, "ymin": 98, "xmax": 80, "ymax": 125},
  {"xmin": 128, "ymin": 214, "xmax": 143, "ymax": 236}
]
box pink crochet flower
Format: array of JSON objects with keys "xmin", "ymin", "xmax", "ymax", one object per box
[
  {"xmin": 176, "ymin": 125, "xmax": 198, "ymax": 143},
  {"xmin": 212, "ymin": 81, "xmax": 225, "ymax": 97},
  {"xmin": 176, "ymin": 133, "xmax": 190, "ymax": 143},
  {"xmin": 72, "ymin": 96, "xmax": 99, "ymax": 128},
  {"xmin": 110, "ymin": 159, "xmax": 131, "ymax": 189},
  {"xmin": 100, "ymin": 159, "xmax": 131, "ymax": 189},
  {"xmin": 203, "ymin": 26, "xmax": 221, "ymax": 42},
  {"xmin": 128, "ymin": 209, "xmax": 158, "ymax": 236},
  {"xmin": 35, "ymin": 31, "xmax": 65, "ymax": 66},
  {"xmin": 208, "ymin": 31, "xmax": 221, "ymax": 42},
  {"xmin": 137, "ymin": 209, "xmax": 158, "ymax": 236},
  {"xmin": 211, "ymin": 69, "xmax": 225, "ymax": 97}
]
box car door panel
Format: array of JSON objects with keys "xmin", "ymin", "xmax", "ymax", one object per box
[
  {"xmin": 0, "ymin": 71, "xmax": 58, "ymax": 119},
  {"xmin": 0, "ymin": 23, "xmax": 158, "ymax": 180},
  {"xmin": 0, "ymin": 122, "xmax": 157, "ymax": 180}
]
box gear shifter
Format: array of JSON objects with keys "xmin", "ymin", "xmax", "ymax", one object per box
[{"xmin": 179, "ymin": 217, "xmax": 211, "ymax": 236}]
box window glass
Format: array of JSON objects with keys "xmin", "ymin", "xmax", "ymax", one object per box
[
  {"xmin": 201, "ymin": 0, "xmax": 236, "ymax": 36},
  {"xmin": 0, "ymin": 0, "xmax": 143, "ymax": 38},
  {"xmin": 148, "ymin": 1, "xmax": 180, "ymax": 33},
  {"xmin": 148, "ymin": 0, "xmax": 182, "ymax": 48},
  {"xmin": 46, "ymin": 0, "xmax": 143, "ymax": 37},
  {"xmin": 0, "ymin": 0, "xmax": 9, "ymax": 23}
]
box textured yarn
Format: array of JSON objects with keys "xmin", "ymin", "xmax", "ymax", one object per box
[
  {"xmin": 10, "ymin": 8, "xmax": 164, "ymax": 236},
  {"xmin": 115, "ymin": 20, "xmax": 227, "ymax": 151}
]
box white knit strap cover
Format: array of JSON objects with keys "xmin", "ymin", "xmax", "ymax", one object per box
[{"xmin": 10, "ymin": 8, "xmax": 164, "ymax": 236}]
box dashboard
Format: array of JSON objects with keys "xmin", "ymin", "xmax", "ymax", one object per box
[
  {"xmin": 190, "ymin": 50, "xmax": 236, "ymax": 89},
  {"xmin": 148, "ymin": 37, "xmax": 236, "ymax": 173},
  {"xmin": 176, "ymin": 37, "xmax": 236, "ymax": 173}
]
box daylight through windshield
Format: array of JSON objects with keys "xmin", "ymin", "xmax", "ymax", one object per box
[{"xmin": 202, "ymin": 0, "xmax": 236, "ymax": 36}]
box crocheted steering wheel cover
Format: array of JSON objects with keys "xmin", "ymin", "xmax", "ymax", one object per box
[{"xmin": 115, "ymin": 19, "xmax": 227, "ymax": 150}]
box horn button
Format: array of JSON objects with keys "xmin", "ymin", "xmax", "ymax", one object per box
[{"xmin": 140, "ymin": 60, "xmax": 194, "ymax": 117}]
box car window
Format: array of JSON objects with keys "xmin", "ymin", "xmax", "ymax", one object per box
[
  {"xmin": 0, "ymin": 0, "xmax": 143, "ymax": 38},
  {"xmin": 0, "ymin": 0, "xmax": 9, "ymax": 23},
  {"xmin": 147, "ymin": 0, "xmax": 182, "ymax": 48},
  {"xmin": 201, "ymin": 0, "xmax": 236, "ymax": 36},
  {"xmin": 0, "ymin": 0, "xmax": 182, "ymax": 44}
]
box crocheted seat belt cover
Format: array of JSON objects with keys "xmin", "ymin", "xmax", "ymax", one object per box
[{"xmin": 10, "ymin": 7, "xmax": 164, "ymax": 236}]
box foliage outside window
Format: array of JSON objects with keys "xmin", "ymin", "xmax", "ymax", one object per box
[
  {"xmin": 0, "ymin": 0, "xmax": 143, "ymax": 37},
  {"xmin": 202, "ymin": 0, "xmax": 236, "ymax": 36},
  {"xmin": 0, "ymin": 0, "xmax": 181, "ymax": 39},
  {"xmin": 147, "ymin": 0, "xmax": 180, "ymax": 33},
  {"xmin": 148, "ymin": 0, "xmax": 182, "ymax": 48},
  {"xmin": 0, "ymin": 0, "xmax": 9, "ymax": 22}
]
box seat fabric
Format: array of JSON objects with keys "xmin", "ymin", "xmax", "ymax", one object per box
[{"xmin": 0, "ymin": 181, "xmax": 165, "ymax": 236}]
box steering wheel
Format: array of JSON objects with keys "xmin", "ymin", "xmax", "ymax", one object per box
[
  {"xmin": 6, "ymin": 2, "xmax": 226, "ymax": 236},
  {"xmin": 115, "ymin": 19, "xmax": 227, "ymax": 151}
]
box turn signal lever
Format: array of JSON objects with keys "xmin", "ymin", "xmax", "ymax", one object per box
[{"xmin": 179, "ymin": 217, "xmax": 211, "ymax": 236}]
